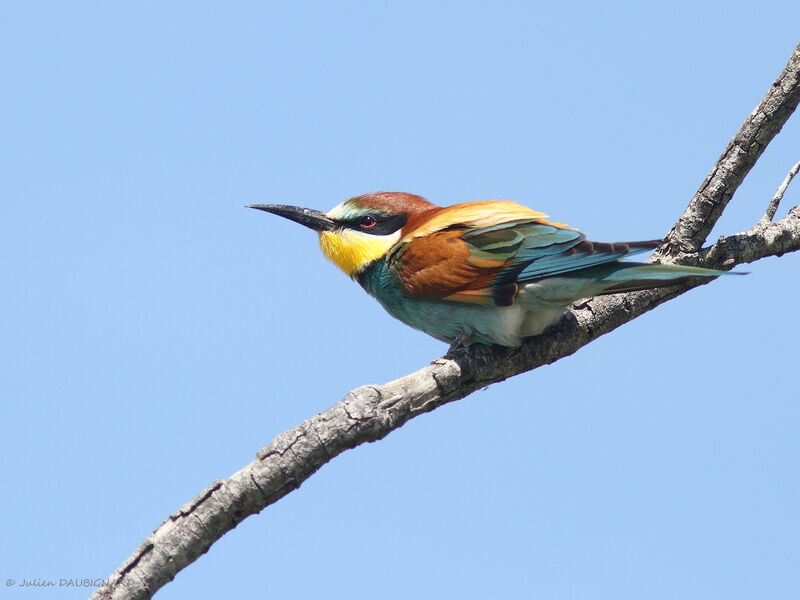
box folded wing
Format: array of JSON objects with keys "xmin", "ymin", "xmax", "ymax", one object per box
[{"xmin": 388, "ymin": 203, "xmax": 661, "ymax": 306}]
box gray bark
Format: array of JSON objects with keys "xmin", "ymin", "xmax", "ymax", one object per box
[{"xmin": 90, "ymin": 41, "xmax": 800, "ymax": 600}]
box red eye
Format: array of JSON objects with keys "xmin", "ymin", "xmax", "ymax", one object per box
[{"xmin": 360, "ymin": 215, "xmax": 376, "ymax": 228}]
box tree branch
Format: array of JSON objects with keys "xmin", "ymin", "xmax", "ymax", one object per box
[
  {"xmin": 761, "ymin": 160, "xmax": 800, "ymax": 223},
  {"xmin": 703, "ymin": 203, "xmax": 800, "ymax": 267},
  {"xmin": 657, "ymin": 44, "xmax": 800, "ymax": 260},
  {"xmin": 91, "ymin": 41, "xmax": 800, "ymax": 600}
]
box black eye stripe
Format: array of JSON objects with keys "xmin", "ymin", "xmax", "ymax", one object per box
[{"xmin": 338, "ymin": 213, "xmax": 408, "ymax": 236}]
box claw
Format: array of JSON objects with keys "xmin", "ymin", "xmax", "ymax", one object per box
[{"xmin": 445, "ymin": 332, "xmax": 472, "ymax": 358}]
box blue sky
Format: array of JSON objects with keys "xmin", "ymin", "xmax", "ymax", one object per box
[{"xmin": 1, "ymin": 2, "xmax": 799, "ymax": 599}]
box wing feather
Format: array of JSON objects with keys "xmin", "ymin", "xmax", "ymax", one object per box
[
  {"xmin": 388, "ymin": 202, "xmax": 658, "ymax": 306},
  {"xmin": 392, "ymin": 229, "xmax": 507, "ymax": 300},
  {"xmin": 515, "ymin": 240, "xmax": 657, "ymax": 281}
]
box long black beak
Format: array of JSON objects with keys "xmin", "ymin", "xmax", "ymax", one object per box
[{"xmin": 247, "ymin": 204, "xmax": 337, "ymax": 232}]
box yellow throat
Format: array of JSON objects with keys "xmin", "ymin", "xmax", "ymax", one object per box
[{"xmin": 319, "ymin": 229, "xmax": 400, "ymax": 278}]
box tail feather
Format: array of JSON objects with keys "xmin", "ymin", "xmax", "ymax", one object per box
[{"xmin": 590, "ymin": 262, "xmax": 737, "ymax": 295}]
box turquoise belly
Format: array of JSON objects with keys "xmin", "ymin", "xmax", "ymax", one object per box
[{"xmin": 356, "ymin": 260, "xmax": 525, "ymax": 346}]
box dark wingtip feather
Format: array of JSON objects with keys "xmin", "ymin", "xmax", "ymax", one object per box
[{"xmin": 629, "ymin": 239, "xmax": 663, "ymax": 247}]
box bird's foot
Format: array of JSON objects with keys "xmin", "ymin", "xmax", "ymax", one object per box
[{"xmin": 444, "ymin": 332, "xmax": 472, "ymax": 359}]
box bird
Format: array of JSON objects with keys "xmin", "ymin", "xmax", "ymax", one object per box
[{"xmin": 249, "ymin": 192, "xmax": 727, "ymax": 348}]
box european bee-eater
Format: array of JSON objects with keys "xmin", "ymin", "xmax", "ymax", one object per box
[{"xmin": 250, "ymin": 192, "xmax": 725, "ymax": 347}]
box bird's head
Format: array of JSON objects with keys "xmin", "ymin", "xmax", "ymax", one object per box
[{"xmin": 249, "ymin": 192, "xmax": 438, "ymax": 277}]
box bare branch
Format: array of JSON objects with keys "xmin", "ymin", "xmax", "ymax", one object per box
[
  {"xmin": 761, "ymin": 160, "xmax": 800, "ymax": 223},
  {"xmin": 704, "ymin": 205, "xmax": 800, "ymax": 267},
  {"xmin": 91, "ymin": 41, "xmax": 800, "ymax": 600},
  {"xmin": 656, "ymin": 45, "xmax": 800, "ymax": 260}
]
